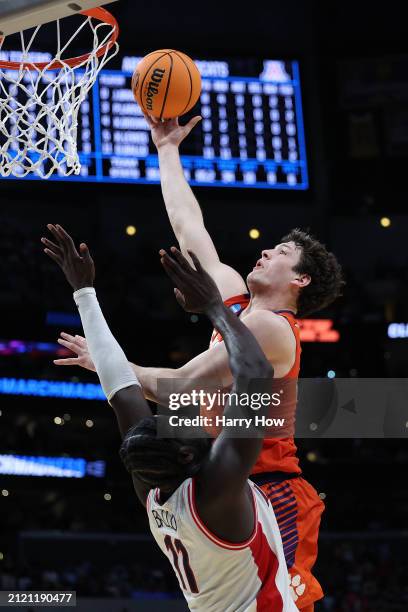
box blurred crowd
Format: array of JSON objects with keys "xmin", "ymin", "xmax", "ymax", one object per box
[
  {"xmin": 0, "ymin": 557, "xmax": 180, "ymax": 600},
  {"xmin": 316, "ymin": 539, "xmax": 408, "ymax": 612}
]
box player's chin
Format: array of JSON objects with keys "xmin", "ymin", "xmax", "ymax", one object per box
[{"xmin": 247, "ymin": 269, "xmax": 262, "ymax": 284}]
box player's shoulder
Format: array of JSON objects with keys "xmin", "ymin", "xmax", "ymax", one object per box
[
  {"xmin": 243, "ymin": 308, "xmax": 293, "ymax": 334},
  {"xmin": 242, "ymin": 309, "xmax": 296, "ymax": 361}
]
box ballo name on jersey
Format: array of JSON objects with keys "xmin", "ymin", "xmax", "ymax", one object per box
[
  {"xmin": 168, "ymin": 415, "xmax": 286, "ymax": 429},
  {"xmin": 152, "ymin": 508, "xmax": 177, "ymax": 531}
]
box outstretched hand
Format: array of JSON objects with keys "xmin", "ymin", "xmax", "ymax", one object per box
[
  {"xmin": 144, "ymin": 114, "xmax": 202, "ymax": 149},
  {"xmin": 41, "ymin": 224, "xmax": 95, "ymax": 291},
  {"xmin": 54, "ymin": 332, "xmax": 96, "ymax": 371},
  {"xmin": 160, "ymin": 247, "xmax": 222, "ymax": 313}
]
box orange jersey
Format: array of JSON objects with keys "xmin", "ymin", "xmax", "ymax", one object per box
[{"xmin": 208, "ymin": 294, "xmax": 302, "ymax": 476}]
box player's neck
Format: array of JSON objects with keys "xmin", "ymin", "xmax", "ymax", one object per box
[
  {"xmin": 245, "ymin": 293, "xmax": 297, "ymax": 315},
  {"xmin": 156, "ymin": 477, "xmax": 187, "ymax": 504}
]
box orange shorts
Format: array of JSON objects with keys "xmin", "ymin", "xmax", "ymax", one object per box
[{"xmin": 257, "ymin": 475, "xmax": 325, "ymax": 610}]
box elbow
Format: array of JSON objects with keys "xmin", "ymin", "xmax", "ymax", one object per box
[
  {"xmin": 172, "ymin": 217, "xmax": 186, "ymax": 238},
  {"xmin": 174, "ymin": 214, "xmax": 203, "ymax": 239}
]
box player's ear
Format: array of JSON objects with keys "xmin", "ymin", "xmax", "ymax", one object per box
[
  {"xmin": 177, "ymin": 446, "xmax": 195, "ymax": 465},
  {"xmin": 291, "ymin": 273, "xmax": 311, "ymax": 289}
]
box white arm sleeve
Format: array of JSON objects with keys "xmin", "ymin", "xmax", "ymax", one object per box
[{"xmin": 73, "ymin": 287, "xmax": 140, "ymax": 403}]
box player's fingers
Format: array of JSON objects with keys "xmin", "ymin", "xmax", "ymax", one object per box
[
  {"xmin": 57, "ymin": 338, "xmax": 79, "ymax": 353},
  {"xmin": 161, "ymin": 254, "xmax": 182, "ymax": 279},
  {"xmin": 74, "ymin": 334, "xmax": 87, "ymax": 346},
  {"xmin": 186, "ymin": 116, "xmax": 202, "ymax": 132},
  {"xmin": 55, "ymin": 224, "xmax": 80, "ymax": 257},
  {"xmin": 55, "ymin": 224, "xmax": 76, "ymax": 250},
  {"xmin": 161, "ymin": 254, "xmax": 187, "ymax": 287},
  {"xmin": 160, "ymin": 249, "xmax": 178, "ymax": 268},
  {"xmin": 162, "ymin": 266, "xmax": 183, "ymax": 291},
  {"xmin": 60, "ymin": 332, "xmax": 76, "ymax": 342},
  {"xmin": 143, "ymin": 113, "xmax": 154, "ymax": 128},
  {"xmin": 44, "ymin": 248, "xmax": 63, "ymax": 266},
  {"xmin": 170, "ymin": 247, "xmax": 194, "ymax": 272},
  {"xmin": 53, "ymin": 358, "xmax": 79, "ymax": 366},
  {"xmin": 187, "ymin": 250, "xmax": 203, "ymax": 272},
  {"xmin": 161, "ymin": 250, "xmax": 186, "ymax": 276},
  {"xmin": 79, "ymin": 243, "xmax": 93, "ymax": 264},
  {"xmin": 41, "ymin": 237, "xmax": 63, "ymax": 254},
  {"xmin": 48, "ymin": 224, "xmax": 69, "ymax": 255},
  {"xmin": 60, "ymin": 334, "xmax": 87, "ymax": 349},
  {"xmin": 47, "ymin": 224, "xmax": 65, "ymax": 251},
  {"xmin": 174, "ymin": 288, "xmax": 186, "ymax": 309}
]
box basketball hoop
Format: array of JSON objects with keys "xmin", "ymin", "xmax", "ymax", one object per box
[{"xmin": 0, "ymin": 7, "xmax": 119, "ymax": 178}]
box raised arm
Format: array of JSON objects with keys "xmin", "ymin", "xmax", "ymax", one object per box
[
  {"xmin": 42, "ymin": 224, "xmax": 152, "ymax": 505},
  {"xmin": 146, "ymin": 115, "xmax": 247, "ymax": 300},
  {"xmin": 72, "ymin": 287, "xmax": 152, "ymax": 506}
]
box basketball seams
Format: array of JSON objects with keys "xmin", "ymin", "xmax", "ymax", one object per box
[
  {"xmin": 138, "ymin": 51, "xmax": 170, "ymax": 114},
  {"xmin": 159, "ymin": 53, "xmax": 174, "ymax": 120},
  {"xmin": 172, "ymin": 51, "xmax": 193, "ymax": 116}
]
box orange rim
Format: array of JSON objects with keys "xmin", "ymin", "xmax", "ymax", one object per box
[{"xmin": 0, "ymin": 7, "xmax": 119, "ymax": 71}]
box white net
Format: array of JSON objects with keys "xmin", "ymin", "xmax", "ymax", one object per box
[{"xmin": 0, "ymin": 11, "xmax": 119, "ymax": 178}]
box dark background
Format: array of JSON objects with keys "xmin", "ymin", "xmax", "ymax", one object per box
[{"xmin": 0, "ymin": 1, "xmax": 408, "ymax": 610}]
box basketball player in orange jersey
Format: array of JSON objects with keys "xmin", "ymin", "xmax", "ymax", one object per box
[{"xmin": 52, "ymin": 118, "xmax": 344, "ymax": 610}]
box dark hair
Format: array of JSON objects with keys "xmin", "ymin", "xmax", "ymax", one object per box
[
  {"xmin": 281, "ymin": 228, "xmax": 344, "ymax": 317},
  {"xmin": 119, "ymin": 416, "xmax": 212, "ymax": 490}
]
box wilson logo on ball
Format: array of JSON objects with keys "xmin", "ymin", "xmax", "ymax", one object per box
[{"xmin": 144, "ymin": 68, "xmax": 166, "ymax": 111}]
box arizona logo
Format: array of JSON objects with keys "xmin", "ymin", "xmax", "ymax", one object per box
[{"xmin": 144, "ymin": 68, "xmax": 166, "ymax": 110}]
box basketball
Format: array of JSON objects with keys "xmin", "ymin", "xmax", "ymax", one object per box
[{"xmin": 132, "ymin": 49, "xmax": 202, "ymax": 120}]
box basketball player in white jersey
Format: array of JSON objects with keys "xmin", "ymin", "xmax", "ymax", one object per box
[{"xmin": 43, "ymin": 224, "xmax": 298, "ymax": 611}]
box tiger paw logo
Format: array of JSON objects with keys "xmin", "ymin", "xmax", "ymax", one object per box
[{"xmin": 288, "ymin": 573, "xmax": 306, "ymax": 602}]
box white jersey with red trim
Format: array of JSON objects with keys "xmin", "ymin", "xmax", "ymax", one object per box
[{"xmin": 146, "ymin": 478, "xmax": 297, "ymax": 611}]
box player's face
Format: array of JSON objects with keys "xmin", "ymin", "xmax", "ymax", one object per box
[{"xmin": 247, "ymin": 241, "xmax": 302, "ymax": 292}]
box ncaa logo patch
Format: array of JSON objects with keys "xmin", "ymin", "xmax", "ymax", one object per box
[{"xmin": 230, "ymin": 304, "xmax": 242, "ymax": 314}]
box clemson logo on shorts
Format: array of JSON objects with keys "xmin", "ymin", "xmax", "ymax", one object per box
[{"xmin": 288, "ymin": 573, "xmax": 306, "ymax": 602}]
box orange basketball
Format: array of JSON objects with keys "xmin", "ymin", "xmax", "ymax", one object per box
[{"xmin": 132, "ymin": 49, "xmax": 202, "ymax": 120}]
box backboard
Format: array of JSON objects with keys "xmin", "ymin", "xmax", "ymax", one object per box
[{"xmin": 0, "ymin": 0, "xmax": 118, "ymax": 36}]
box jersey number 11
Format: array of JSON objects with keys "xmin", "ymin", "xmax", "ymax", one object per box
[{"xmin": 164, "ymin": 535, "xmax": 199, "ymax": 594}]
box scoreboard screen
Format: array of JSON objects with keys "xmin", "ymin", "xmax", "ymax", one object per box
[{"xmin": 1, "ymin": 54, "xmax": 308, "ymax": 190}]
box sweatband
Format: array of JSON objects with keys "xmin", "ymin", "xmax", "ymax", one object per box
[{"xmin": 73, "ymin": 287, "xmax": 140, "ymax": 403}]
